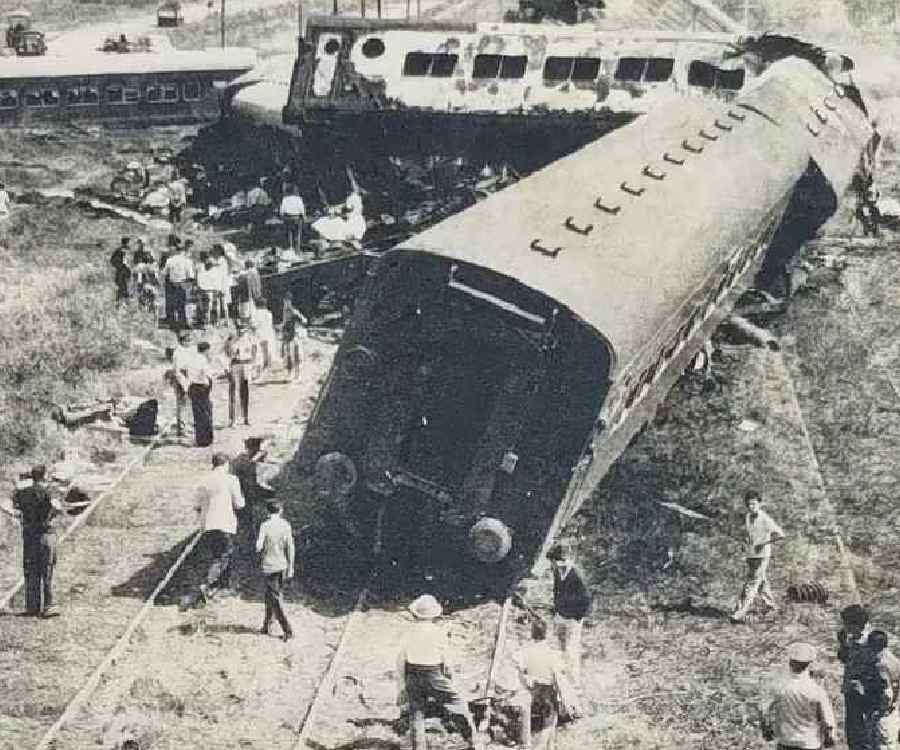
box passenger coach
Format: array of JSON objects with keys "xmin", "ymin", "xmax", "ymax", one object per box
[
  {"xmin": 280, "ymin": 58, "xmax": 874, "ymax": 595},
  {"xmin": 0, "ymin": 48, "xmax": 256, "ymax": 125}
]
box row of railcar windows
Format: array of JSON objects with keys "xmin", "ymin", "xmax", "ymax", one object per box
[
  {"xmin": 400, "ymin": 52, "xmax": 744, "ymax": 90},
  {"xmin": 615, "ymin": 241, "xmax": 760, "ymax": 419},
  {"xmin": 0, "ymin": 81, "xmax": 204, "ymax": 110}
]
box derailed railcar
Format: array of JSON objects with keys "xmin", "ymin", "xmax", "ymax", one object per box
[
  {"xmin": 280, "ymin": 58, "xmax": 874, "ymax": 595},
  {"xmin": 0, "ymin": 48, "xmax": 256, "ymax": 126}
]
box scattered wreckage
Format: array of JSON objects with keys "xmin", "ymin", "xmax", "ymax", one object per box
[{"xmin": 279, "ymin": 56, "xmax": 876, "ymax": 596}]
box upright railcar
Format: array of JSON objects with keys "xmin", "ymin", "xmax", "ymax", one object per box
[
  {"xmin": 278, "ymin": 57, "xmax": 874, "ymax": 595},
  {"xmin": 0, "ymin": 48, "xmax": 256, "ymax": 126}
]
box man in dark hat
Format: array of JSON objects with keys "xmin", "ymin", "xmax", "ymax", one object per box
[
  {"xmin": 255, "ymin": 498, "xmax": 294, "ymax": 641},
  {"xmin": 763, "ymin": 642, "xmax": 835, "ymax": 749},
  {"xmin": 8, "ymin": 466, "xmax": 63, "ymax": 617},
  {"xmin": 110, "ymin": 237, "xmax": 131, "ymax": 303},
  {"xmin": 547, "ymin": 543, "xmax": 590, "ymax": 683}
]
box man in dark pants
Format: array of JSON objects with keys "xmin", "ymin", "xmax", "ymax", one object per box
[
  {"xmin": 9, "ymin": 466, "xmax": 62, "ymax": 617},
  {"xmin": 255, "ymin": 498, "xmax": 294, "ymax": 641},
  {"xmin": 396, "ymin": 594, "xmax": 480, "ymax": 750},
  {"xmin": 194, "ymin": 453, "xmax": 245, "ymax": 602},
  {"xmin": 186, "ymin": 341, "xmax": 217, "ymax": 447},
  {"xmin": 839, "ymin": 604, "xmax": 875, "ymax": 750},
  {"xmin": 231, "ymin": 437, "xmax": 275, "ymax": 542},
  {"xmin": 547, "ymin": 544, "xmax": 590, "ymax": 683}
]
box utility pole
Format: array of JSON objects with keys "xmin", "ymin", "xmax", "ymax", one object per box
[
  {"xmin": 220, "ymin": 0, "xmax": 225, "ymax": 48},
  {"xmin": 297, "ymin": 0, "xmax": 303, "ymax": 39},
  {"xmin": 333, "ymin": 0, "xmax": 338, "ymax": 14},
  {"xmin": 406, "ymin": 0, "xmax": 410, "ymax": 17},
  {"xmin": 360, "ymin": 0, "xmax": 365, "ymax": 16},
  {"xmin": 416, "ymin": 0, "xmax": 420, "ymax": 18},
  {"xmin": 742, "ymin": 0, "xmax": 751, "ymax": 29},
  {"xmin": 376, "ymin": 0, "xmax": 381, "ymax": 17}
]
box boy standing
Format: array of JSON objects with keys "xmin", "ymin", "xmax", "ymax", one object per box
[
  {"xmin": 256, "ymin": 498, "xmax": 294, "ymax": 642},
  {"xmin": 731, "ymin": 491, "xmax": 785, "ymax": 623}
]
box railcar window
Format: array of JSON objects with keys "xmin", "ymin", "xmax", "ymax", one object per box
[
  {"xmin": 688, "ymin": 60, "xmax": 716, "ymax": 88},
  {"xmin": 183, "ymin": 81, "xmax": 202, "ymax": 100},
  {"xmin": 473, "ymin": 54, "xmax": 528, "ymax": 80},
  {"xmin": 146, "ymin": 85, "xmax": 163, "ymax": 103},
  {"xmin": 24, "ymin": 88, "xmax": 58, "ymax": 107},
  {"xmin": 614, "ymin": 57, "xmax": 645, "ymax": 82},
  {"xmin": 323, "ymin": 38, "xmax": 340, "ymax": 55},
  {"xmin": 66, "ymin": 86, "xmax": 99, "ymax": 106},
  {"xmin": 543, "ymin": 56, "xmax": 573, "ymax": 81},
  {"xmin": 162, "ymin": 84, "xmax": 179, "ymax": 102},
  {"xmin": 499, "ymin": 55, "xmax": 527, "ymax": 79},
  {"xmin": 717, "ymin": 67, "xmax": 745, "ymax": 90},
  {"xmin": 402, "ymin": 52, "xmax": 458, "ymax": 77},
  {"xmin": 430, "ymin": 54, "xmax": 458, "ymax": 77},
  {"xmin": 124, "ymin": 87, "xmax": 140, "ymax": 104},
  {"xmin": 106, "ymin": 85, "xmax": 124, "ymax": 104},
  {"xmin": 0, "ymin": 89, "xmax": 17, "ymax": 108},
  {"xmin": 403, "ymin": 51, "xmax": 431, "ymax": 76},
  {"xmin": 473, "ymin": 54, "xmax": 501, "ymax": 79},
  {"xmin": 571, "ymin": 57, "xmax": 602, "ymax": 81},
  {"xmin": 644, "ymin": 57, "xmax": 674, "ymax": 82}
]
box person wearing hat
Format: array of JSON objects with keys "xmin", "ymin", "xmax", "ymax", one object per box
[
  {"xmin": 397, "ymin": 594, "xmax": 479, "ymax": 750},
  {"xmin": 5, "ymin": 466, "xmax": 63, "ymax": 617},
  {"xmin": 731, "ymin": 491, "xmax": 785, "ymax": 623},
  {"xmin": 762, "ymin": 642, "xmax": 835, "ymax": 749},
  {"xmin": 194, "ymin": 453, "xmax": 245, "ymax": 602},
  {"xmin": 255, "ymin": 497, "xmax": 294, "ymax": 641},
  {"xmin": 512, "ymin": 618, "xmax": 566, "ymax": 749},
  {"xmin": 185, "ymin": 340, "xmax": 220, "ymax": 447},
  {"xmin": 546, "ymin": 544, "xmax": 590, "ymax": 683},
  {"xmin": 279, "ymin": 183, "xmax": 306, "ymax": 252},
  {"xmin": 839, "ymin": 604, "xmax": 876, "ymax": 750},
  {"xmin": 224, "ymin": 320, "xmax": 257, "ymax": 427}
]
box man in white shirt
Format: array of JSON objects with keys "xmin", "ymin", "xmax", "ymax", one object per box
[
  {"xmin": 251, "ymin": 304, "xmax": 276, "ymax": 378},
  {"xmin": 732, "ymin": 491, "xmax": 786, "ymax": 622},
  {"xmin": 185, "ymin": 341, "xmax": 221, "ymax": 447},
  {"xmin": 196, "ymin": 252, "xmax": 220, "ymax": 328},
  {"xmin": 763, "ymin": 642, "xmax": 835, "ymax": 749},
  {"xmin": 255, "ymin": 498, "xmax": 294, "ymax": 641},
  {"xmin": 513, "ymin": 619, "xmax": 565, "ymax": 749},
  {"xmin": 163, "ymin": 244, "xmax": 195, "ymax": 331},
  {"xmin": 168, "ymin": 177, "xmax": 187, "ymax": 224},
  {"xmin": 195, "ymin": 452, "xmax": 245, "ymax": 602},
  {"xmin": 224, "ymin": 320, "xmax": 257, "ymax": 427},
  {"xmin": 279, "ymin": 184, "xmax": 306, "ymax": 251},
  {"xmin": 397, "ymin": 594, "xmax": 479, "ymax": 750},
  {"xmin": 169, "ymin": 330, "xmax": 193, "ymax": 437}
]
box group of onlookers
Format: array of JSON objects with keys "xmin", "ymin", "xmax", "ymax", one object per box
[{"xmin": 166, "ymin": 298, "xmax": 309, "ymax": 447}]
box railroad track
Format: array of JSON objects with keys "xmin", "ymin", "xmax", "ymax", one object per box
[{"xmin": 0, "ymin": 336, "xmax": 336, "ymax": 750}]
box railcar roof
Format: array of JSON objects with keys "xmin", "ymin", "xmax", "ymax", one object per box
[
  {"xmin": 397, "ymin": 59, "xmax": 870, "ymax": 374},
  {"xmin": 0, "ymin": 48, "xmax": 257, "ymax": 80}
]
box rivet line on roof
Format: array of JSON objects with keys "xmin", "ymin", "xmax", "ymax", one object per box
[
  {"xmin": 682, "ymin": 139, "xmax": 703, "ymax": 154},
  {"xmin": 663, "ymin": 152, "xmax": 685, "ymax": 166},
  {"xmin": 714, "ymin": 119, "xmax": 733, "ymax": 131},
  {"xmin": 619, "ymin": 181, "xmax": 645, "ymax": 197},
  {"xmin": 698, "ymin": 128, "xmax": 718, "ymax": 141}
]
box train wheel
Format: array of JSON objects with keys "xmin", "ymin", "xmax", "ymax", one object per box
[{"xmin": 469, "ymin": 517, "xmax": 512, "ymax": 563}]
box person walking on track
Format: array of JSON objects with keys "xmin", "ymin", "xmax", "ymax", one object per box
[
  {"xmin": 547, "ymin": 544, "xmax": 590, "ymax": 683},
  {"xmin": 5, "ymin": 465, "xmax": 62, "ymax": 617},
  {"xmin": 195, "ymin": 453, "xmax": 245, "ymax": 603},
  {"xmin": 256, "ymin": 498, "xmax": 294, "ymax": 642},
  {"xmin": 513, "ymin": 619, "xmax": 566, "ymax": 749},
  {"xmin": 762, "ymin": 642, "xmax": 836, "ymax": 749},
  {"xmin": 397, "ymin": 594, "xmax": 481, "ymax": 750},
  {"xmin": 225, "ymin": 320, "xmax": 257, "ymax": 427},
  {"xmin": 731, "ymin": 491, "xmax": 785, "ymax": 623},
  {"xmin": 186, "ymin": 341, "xmax": 219, "ymax": 447}
]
